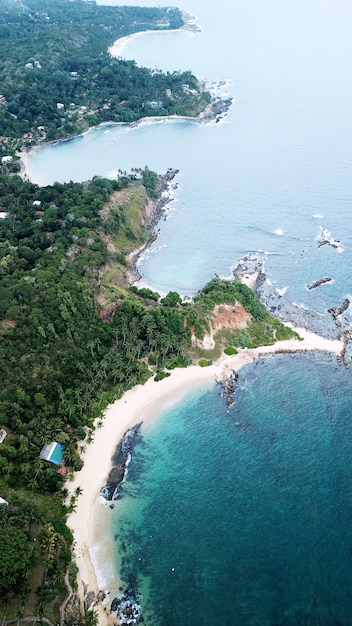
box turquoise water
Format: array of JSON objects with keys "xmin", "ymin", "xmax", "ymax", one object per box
[
  {"xmin": 113, "ymin": 355, "xmax": 352, "ymax": 625},
  {"xmin": 24, "ymin": 0, "xmax": 352, "ymax": 621}
]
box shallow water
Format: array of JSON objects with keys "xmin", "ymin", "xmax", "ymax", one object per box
[{"xmin": 112, "ymin": 354, "xmax": 352, "ymax": 625}]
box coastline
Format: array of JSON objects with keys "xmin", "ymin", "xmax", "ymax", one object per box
[
  {"xmin": 108, "ymin": 10, "xmax": 200, "ymax": 59},
  {"xmin": 19, "ymin": 20, "xmax": 228, "ymax": 184},
  {"xmin": 19, "ymin": 114, "xmax": 219, "ymax": 184},
  {"xmin": 66, "ymin": 327, "xmax": 343, "ymax": 625}
]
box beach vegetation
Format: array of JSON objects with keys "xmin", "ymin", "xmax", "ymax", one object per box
[
  {"xmin": 130, "ymin": 285, "xmax": 160, "ymax": 301},
  {"xmin": 84, "ymin": 606, "xmax": 99, "ymax": 626},
  {"xmin": 160, "ymin": 291, "xmax": 183, "ymax": 307},
  {"xmin": 198, "ymin": 359, "xmax": 213, "ymax": 367},
  {"xmin": 154, "ymin": 371, "xmax": 171, "ymax": 382},
  {"xmin": 167, "ymin": 355, "xmax": 190, "ymax": 369},
  {"xmin": 224, "ymin": 346, "xmax": 238, "ymax": 355},
  {"xmin": 141, "ymin": 167, "xmax": 159, "ymax": 200}
]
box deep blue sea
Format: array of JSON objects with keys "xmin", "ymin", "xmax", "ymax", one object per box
[{"xmin": 25, "ymin": 0, "xmax": 352, "ymax": 622}]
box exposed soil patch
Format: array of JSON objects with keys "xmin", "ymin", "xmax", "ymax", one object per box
[
  {"xmin": 1, "ymin": 318, "xmax": 16, "ymax": 330},
  {"xmin": 212, "ymin": 303, "xmax": 250, "ymax": 331}
]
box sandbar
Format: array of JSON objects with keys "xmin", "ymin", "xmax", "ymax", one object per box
[{"xmin": 66, "ymin": 326, "xmax": 343, "ymax": 624}]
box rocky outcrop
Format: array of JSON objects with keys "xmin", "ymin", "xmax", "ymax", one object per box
[
  {"xmin": 147, "ymin": 168, "xmax": 179, "ymax": 232},
  {"xmin": 328, "ymin": 298, "xmax": 350, "ymax": 325},
  {"xmin": 191, "ymin": 331, "xmax": 215, "ymax": 351},
  {"xmin": 110, "ymin": 587, "xmax": 142, "ymax": 625},
  {"xmin": 127, "ymin": 168, "xmax": 179, "ymax": 283},
  {"xmin": 317, "ymin": 238, "xmax": 341, "ymax": 250},
  {"xmin": 317, "ymin": 228, "xmax": 344, "ymax": 252},
  {"xmin": 210, "ymin": 97, "xmax": 233, "ymax": 122},
  {"xmin": 101, "ymin": 423, "xmax": 142, "ymax": 501},
  {"xmin": 199, "ymin": 96, "xmax": 233, "ymax": 123},
  {"xmin": 232, "ymin": 254, "xmax": 266, "ymax": 294},
  {"xmin": 307, "ymin": 277, "xmax": 332, "ymax": 290},
  {"xmin": 337, "ymin": 329, "xmax": 352, "ymax": 368},
  {"xmin": 216, "ymin": 367, "xmax": 239, "ymax": 407}
]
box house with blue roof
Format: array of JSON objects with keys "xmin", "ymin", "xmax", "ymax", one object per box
[{"xmin": 39, "ymin": 442, "xmax": 64, "ymax": 465}]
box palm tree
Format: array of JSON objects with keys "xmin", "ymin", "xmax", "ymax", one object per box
[{"xmin": 84, "ymin": 607, "xmax": 99, "ymax": 626}]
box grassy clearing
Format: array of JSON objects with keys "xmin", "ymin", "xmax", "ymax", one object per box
[{"xmin": 107, "ymin": 183, "xmax": 149, "ymax": 253}]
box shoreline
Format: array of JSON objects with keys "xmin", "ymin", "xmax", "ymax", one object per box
[
  {"xmin": 66, "ymin": 327, "xmax": 343, "ymax": 625},
  {"xmin": 19, "ymin": 114, "xmax": 218, "ymax": 184},
  {"xmin": 108, "ymin": 10, "xmax": 200, "ymax": 59},
  {"xmin": 19, "ymin": 22, "xmax": 228, "ymax": 184}
]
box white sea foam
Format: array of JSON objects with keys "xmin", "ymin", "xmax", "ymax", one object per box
[
  {"xmin": 89, "ymin": 528, "xmax": 118, "ymax": 596},
  {"xmin": 136, "ymin": 243, "xmax": 167, "ymax": 264},
  {"xmin": 317, "ymin": 226, "xmax": 344, "ymax": 253},
  {"xmin": 313, "ymin": 213, "xmax": 325, "ymax": 219},
  {"xmin": 318, "ymin": 226, "xmax": 331, "ymax": 239},
  {"xmin": 220, "ymin": 271, "xmax": 235, "ymax": 282},
  {"xmin": 292, "ymin": 302, "xmax": 309, "ymax": 310},
  {"xmin": 275, "ymin": 286, "xmax": 288, "ymax": 297},
  {"xmin": 274, "ymin": 228, "xmax": 285, "ymax": 236}
]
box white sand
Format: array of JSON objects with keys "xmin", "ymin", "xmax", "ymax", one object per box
[
  {"xmin": 66, "ymin": 327, "xmax": 343, "ymax": 624},
  {"xmin": 108, "ymin": 29, "xmax": 180, "ymax": 59},
  {"xmin": 108, "ymin": 33, "xmax": 139, "ymax": 59}
]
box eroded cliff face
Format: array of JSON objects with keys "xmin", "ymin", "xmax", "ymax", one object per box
[{"xmin": 191, "ymin": 302, "xmax": 250, "ymax": 351}]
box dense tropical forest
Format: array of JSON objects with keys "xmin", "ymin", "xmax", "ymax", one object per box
[
  {"xmin": 0, "ymin": 169, "xmax": 297, "ymax": 622},
  {"xmin": 0, "ymin": 0, "xmax": 210, "ymax": 154},
  {"xmin": 0, "ymin": 0, "xmax": 298, "ymax": 622}
]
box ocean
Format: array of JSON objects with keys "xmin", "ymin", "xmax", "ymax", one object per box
[
  {"xmin": 25, "ymin": 0, "xmax": 352, "ymax": 623},
  {"xmin": 112, "ymin": 354, "xmax": 352, "ymax": 625}
]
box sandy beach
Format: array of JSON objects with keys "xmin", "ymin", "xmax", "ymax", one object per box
[
  {"xmin": 66, "ymin": 326, "xmax": 343, "ymax": 624},
  {"xmin": 108, "ymin": 27, "xmax": 190, "ymax": 60},
  {"xmin": 108, "ymin": 31, "xmax": 156, "ymax": 59},
  {"xmin": 108, "ymin": 9, "xmax": 199, "ymax": 60}
]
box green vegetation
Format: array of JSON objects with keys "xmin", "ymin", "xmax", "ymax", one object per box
[
  {"xmin": 198, "ymin": 359, "xmax": 213, "ymax": 367},
  {"xmin": 224, "ymin": 346, "xmax": 238, "ymax": 356},
  {"xmin": 0, "ymin": 507, "xmax": 35, "ymax": 595},
  {"xmin": 154, "ymin": 371, "xmax": 171, "ymax": 381},
  {"xmin": 196, "ymin": 277, "xmax": 268, "ymax": 320},
  {"xmin": 161, "ymin": 291, "xmax": 183, "ymax": 307},
  {"xmin": 194, "ymin": 277, "xmax": 300, "ymax": 349},
  {"xmin": 130, "ymin": 285, "xmax": 159, "ymax": 301},
  {"xmin": 0, "ymin": 0, "xmax": 210, "ymax": 156},
  {"xmin": 230, "ymin": 317, "xmax": 300, "ymax": 349}
]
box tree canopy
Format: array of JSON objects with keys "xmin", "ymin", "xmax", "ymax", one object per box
[{"xmin": 0, "ymin": 0, "xmax": 210, "ymax": 150}]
